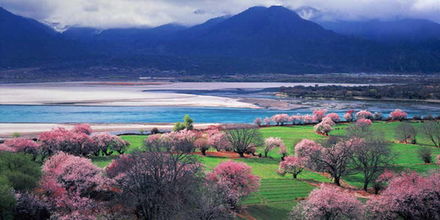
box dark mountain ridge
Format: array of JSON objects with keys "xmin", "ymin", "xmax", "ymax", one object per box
[{"xmin": 1, "ymin": 6, "xmax": 440, "ymax": 74}]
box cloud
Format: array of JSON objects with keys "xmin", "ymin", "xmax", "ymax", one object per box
[{"xmin": 0, "ymin": 0, "xmax": 439, "ymax": 30}]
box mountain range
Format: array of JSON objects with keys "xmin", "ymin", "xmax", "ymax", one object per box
[{"xmin": 1, "ymin": 6, "xmax": 440, "ymax": 76}]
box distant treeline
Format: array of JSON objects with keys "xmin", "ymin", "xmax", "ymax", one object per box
[{"xmin": 279, "ymin": 84, "xmax": 440, "ymax": 100}]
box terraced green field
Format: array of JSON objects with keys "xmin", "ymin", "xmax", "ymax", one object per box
[{"xmin": 92, "ymin": 121, "xmax": 440, "ymax": 220}]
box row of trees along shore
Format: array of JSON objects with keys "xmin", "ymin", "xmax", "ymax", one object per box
[
  {"xmin": 254, "ymin": 108, "xmax": 440, "ymax": 127},
  {"xmin": 0, "ymin": 112, "xmax": 440, "ymax": 219}
]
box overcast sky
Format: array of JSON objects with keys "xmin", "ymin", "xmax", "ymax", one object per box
[{"xmin": 1, "ymin": 0, "xmax": 439, "ymax": 30}]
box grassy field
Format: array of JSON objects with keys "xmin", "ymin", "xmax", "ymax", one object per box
[{"xmin": 92, "ymin": 121, "xmax": 440, "ymax": 220}]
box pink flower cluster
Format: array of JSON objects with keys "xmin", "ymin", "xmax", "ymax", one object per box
[
  {"xmin": 312, "ymin": 109, "xmax": 328, "ymax": 122},
  {"xmin": 92, "ymin": 133, "xmax": 129, "ymax": 156},
  {"xmin": 264, "ymin": 137, "xmax": 285, "ymax": 157},
  {"xmin": 390, "ymin": 109, "xmax": 408, "ymax": 121},
  {"xmin": 367, "ymin": 171, "xmax": 440, "ymax": 219},
  {"xmin": 293, "ymin": 184, "xmax": 363, "ymax": 219},
  {"xmin": 255, "ymin": 112, "xmax": 331, "ymax": 126},
  {"xmin": 278, "ymin": 156, "xmax": 304, "ymax": 178},
  {"xmin": 40, "ymin": 152, "xmax": 107, "ymax": 218},
  {"xmin": 294, "ymin": 139, "xmax": 322, "ymax": 168},
  {"xmin": 207, "ymin": 161, "xmax": 260, "ymax": 207},
  {"xmin": 146, "ymin": 128, "xmax": 232, "ymax": 154},
  {"xmin": 356, "ymin": 110, "xmax": 374, "ymax": 119},
  {"xmin": 344, "ymin": 110, "xmax": 355, "ymax": 122},
  {"xmin": 0, "ymin": 144, "xmax": 15, "ymax": 152},
  {"xmin": 1, "ymin": 137, "xmax": 40, "ymax": 159},
  {"xmin": 206, "ymin": 128, "xmax": 232, "ymax": 151},
  {"xmin": 39, "ymin": 127, "xmax": 95, "ymax": 157},
  {"xmin": 314, "ymin": 117, "xmax": 334, "ymax": 135},
  {"xmin": 71, "ymin": 124, "xmax": 93, "ymax": 135},
  {"xmin": 271, "ymin": 114, "xmax": 290, "ymax": 125},
  {"xmin": 326, "ymin": 113, "xmax": 340, "ymax": 122},
  {"xmin": 356, "ymin": 118, "xmax": 372, "ymax": 127}
]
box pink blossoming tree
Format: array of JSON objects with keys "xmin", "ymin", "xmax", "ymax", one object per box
[
  {"xmin": 302, "ymin": 114, "xmax": 314, "ymax": 124},
  {"xmin": 272, "ymin": 114, "xmax": 290, "ymax": 126},
  {"xmin": 294, "ymin": 139, "xmax": 322, "ymax": 169},
  {"xmin": 263, "ymin": 117, "xmax": 271, "ymax": 126},
  {"xmin": 279, "ymin": 144, "xmax": 288, "ymax": 160},
  {"xmin": 356, "ymin": 118, "xmax": 372, "ymax": 127},
  {"xmin": 278, "ymin": 156, "xmax": 304, "ymax": 179},
  {"xmin": 344, "ymin": 110, "xmax": 355, "ymax": 122},
  {"xmin": 254, "ymin": 117, "xmax": 262, "ymax": 126},
  {"xmin": 40, "ymin": 152, "xmax": 108, "ymax": 218},
  {"xmin": 39, "ymin": 128, "xmax": 96, "ymax": 158},
  {"xmin": 92, "ymin": 133, "xmax": 129, "ymax": 156},
  {"xmin": 264, "ymin": 137, "xmax": 285, "ymax": 157},
  {"xmin": 314, "ymin": 120, "xmax": 333, "ymax": 135},
  {"xmin": 3, "ymin": 138, "xmax": 40, "ymax": 160},
  {"xmin": 207, "ymin": 161, "xmax": 260, "ymax": 209},
  {"xmin": 390, "ymin": 109, "xmax": 408, "ymax": 121},
  {"xmin": 207, "ymin": 129, "xmax": 232, "ymax": 152},
  {"xmin": 366, "ymin": 171, "xmax": 440, "ymax": 219},
  {"xmin": 326, "ymin": 113, "xmax": 340, "ymax": 122},
  {"xmin": 71, "ymin": 124, "xmax": 93, "ymax": 135},
  {"xmin": 0, "ymin": 144, "xmax": 15, "ymax": 152},
  {"xmin": 312, "ymin": 109, "xmax": 328, "ymax": 122},
  {"xmin": 194, "ymin": 133, "xmax": 210, "ymax": 155},
  {"xmin": 356, "ymin": 110, "xmax": 374, "ymax": 120},
  {"xmin": 290, "ymin": 184, "xmax": 364, "ymax": 220}
]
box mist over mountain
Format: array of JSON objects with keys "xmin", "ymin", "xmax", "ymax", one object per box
[
  {"xmin": 295, "ymin": 6, "xmax": 440, "ymax": 43},
  {"xmin": 1, "ymin": 6, "xmax": 440, "ymax": 75}
]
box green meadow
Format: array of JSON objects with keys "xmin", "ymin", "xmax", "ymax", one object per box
[{"xmin": 92, "ymin": 121, "xmax": 440, "ymax": 220}]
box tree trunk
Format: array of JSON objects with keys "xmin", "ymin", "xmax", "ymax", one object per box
[
  {"xmin": 363, "ymin": 182, "xmax": 369, "ymax": 192},
  {"xmin": 334, "ymin": 177, "xmax": 341, "ymax": 186},
  {"xmin": 293, "ymin": 173, "xmax": 298, "ymax": 179},
  {"xmin": 201, "ymin": 149, "xmax": 207, "ymax": 156},
  {"xmin": 238, "ymin": 152, "xmax": 245, "ymax": 158}
]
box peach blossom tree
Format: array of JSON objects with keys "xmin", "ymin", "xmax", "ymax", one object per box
[
  {"xmin": 290, "ymin": 184, "xmax": 364, "ymax": 220},
  {"xmin": 264, "ymin": 137, "xmax": 285, "ymax": 157},
  {"xmin": 366, "ymin": 171, "xmax": 440, "ymax": 219},
  {"xmin": 390, "ymin": 109, "xmax": 408, "ymax": 121},
  {"xmin": 278, "ymin": 156, "xmax": 304, "ymax": 179},
  {"xmin": 272, "ymin": 114, "xmax": 290, "ymax": 126},
  {"xmin": 2, "ymin": 138, "xmax": 40, "ymax": 160},
  {"xmin": 207, "ymin": 161, "xmax": 260, "ymax": 209},
  {"xmin": 312, "ymin": 109, "xmax": 328, "ymax": 122},
  {"xmin": 326, "ymin": 113, "xmax": 340, "ymax": 122},
  {"xmin": 356, "ymin": 110, "xmax": 374, "ymax": 120}
]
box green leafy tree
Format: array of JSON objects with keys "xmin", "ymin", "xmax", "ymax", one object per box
[
  {"xmin": 183, "ymin": 114, "xmax": 194, "ymax": 130},
  {"xmin": 0, "ymin": 152, "xmax": 41, "ymax": 192},
  {"xmin": 173, "ymin": 122, "xmax": 186, "ymax": 132}
]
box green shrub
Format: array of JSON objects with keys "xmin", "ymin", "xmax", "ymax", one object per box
[
  {"xmin": 0, "ymin": 176, "xmax": 15, "ymax": 220},
  {"xmin": 0, "ymin": 152, "xmax": 41, "ymax": 191}
]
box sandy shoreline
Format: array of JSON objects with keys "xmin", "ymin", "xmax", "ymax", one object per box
[
  {"xmin": 0, "ymin": 81, "xmax": 382, "ymax": 108},
  {"xmin": 0, "ymin": 86, "xmax": 257, "ymax": 108},
  {"xmin": 0, "ymin": 123, "xmax": 219, "ymax": 138}
]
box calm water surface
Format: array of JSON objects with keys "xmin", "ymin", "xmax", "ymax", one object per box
[{"xmin": 1, "ymin": 104, "xmax": 439, "ymax": 123}]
